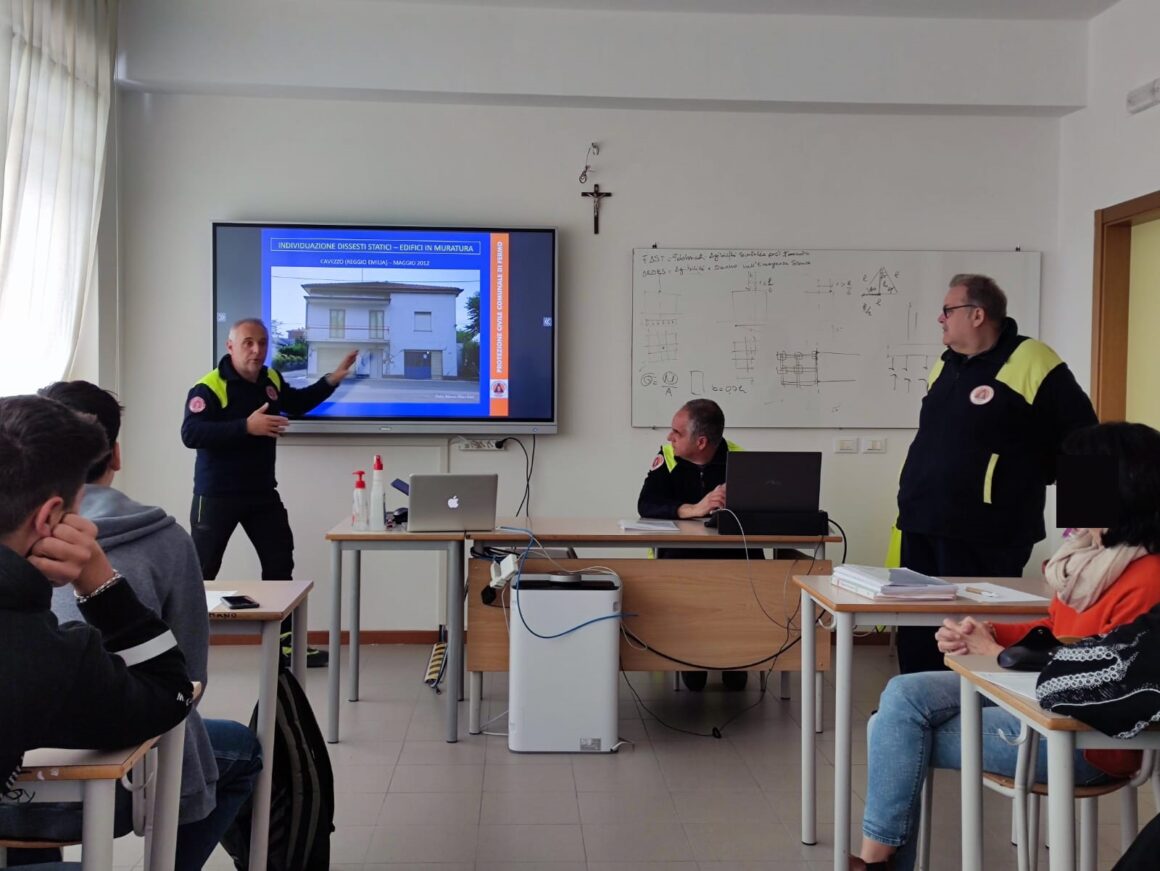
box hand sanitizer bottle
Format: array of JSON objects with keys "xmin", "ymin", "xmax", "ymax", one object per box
[
  {"xmin": 351, "ymin": 471, "xmax": 369, "ymax": 530},
  {"xmin": 369, "ymin": 455, "xmax": 386, "ymax": 531}
]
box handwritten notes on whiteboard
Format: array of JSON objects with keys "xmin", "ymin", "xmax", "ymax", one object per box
[{"xmin": 632, "ymin": 248, "xmax": 1040, "ymax": 428}]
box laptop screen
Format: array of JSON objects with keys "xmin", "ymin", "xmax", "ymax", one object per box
[{"xmin": 724, "ymin": 452, "xmax": 822, "ymax": 513}]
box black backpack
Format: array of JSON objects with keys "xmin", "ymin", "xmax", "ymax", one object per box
[{"xmin": 222, "ymin": 668, "xmax": 335, "ymax": 871}]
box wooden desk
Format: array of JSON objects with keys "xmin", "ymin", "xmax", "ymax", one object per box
[
  {"xmin": 467, "ymin": 519, "xmax": 838, "ymax": 735},
  {"xmin": 793, "ymin": 575, "xmax": 1051, "ymax": 871},
  {"xmin": 324, "ymin": 522, "xmax": 465, "ymax": 744},
  {"xmin": 207, "ymin": 580, "xmax": 311, "ymax": 871},
  {"xmin": 474, "ymin": 516, "xmax": 842, "ymax": 550},
  {"xmin": 949, "ymin": 655, "xmax": 1160, "ymax": 871},
  {"xmin": 8, "ymin": 692, "xmax": 195, "ymax": 871}
]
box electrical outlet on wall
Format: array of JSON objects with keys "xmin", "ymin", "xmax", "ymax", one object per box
[
  {"xmin": 457, "ymin": 438, "xmax": 504, "ymax": 451},
  {"xmin": 833, "ymin": 437, "xmax": 859, "ymax": 454},
  {"xmin": 861, "ymin": 437, "xmax": 887, "ymax": 454}
]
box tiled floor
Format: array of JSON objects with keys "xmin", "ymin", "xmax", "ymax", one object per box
[{"xmin": 86, "ymin": 644, "xmax": 1155, "ymax": 869}]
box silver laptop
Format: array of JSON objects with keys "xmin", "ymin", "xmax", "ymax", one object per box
[{"xmin": 407, "ymin": 473, "xmax": 498, "ymax": 532}]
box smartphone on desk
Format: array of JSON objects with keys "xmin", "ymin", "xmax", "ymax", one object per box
[{"xmin": 222, "ymin": 594, "xmax": 260, "ymax": 610}]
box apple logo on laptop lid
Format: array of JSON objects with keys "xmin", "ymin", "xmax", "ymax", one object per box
[{"xmin": 448, "ymin": 495, "xmax": 460, "ymax": 509}]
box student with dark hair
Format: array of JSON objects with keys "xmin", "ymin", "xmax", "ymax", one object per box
[
  {"xmin": 37, "ymin": 380, "xmax": 262, "ymax": 871},
  {"xmin": 851, "ymin": 422, "xmax": 1160, "ymax": 871},
  {"xmin": 893, "ymin": 273, "xmax": 1098, "ymax": 674},
  {"xmin": 0, "ymin": 395, "xmax": 193, "ymax": 826}
]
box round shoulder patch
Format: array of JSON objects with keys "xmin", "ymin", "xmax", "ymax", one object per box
[
  {"xmin": 970, "ymin": 385, "xmax": 995, "ymax": 406},
  {"xmin": 188, "ymin": 396, "xmax": 206, "ymax": 414},
  {"xmin": 650, "ymin": 454, "xmax": 664, "ymax": 471},
  {"xmin": 266, "ymin": 385, "xmax": 279, "ymax": 401}
]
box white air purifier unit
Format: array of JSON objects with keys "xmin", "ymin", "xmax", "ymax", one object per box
[{"xmin": 508, "ymin": 572, "xmax": 621, "ymax": 753}]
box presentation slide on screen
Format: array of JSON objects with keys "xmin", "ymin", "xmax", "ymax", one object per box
[{"xmin": 261, "ymin": 228, "xmax": 510, "ymax": 419}]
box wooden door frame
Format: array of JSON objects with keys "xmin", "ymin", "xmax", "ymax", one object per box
[{"xmin": 1091, "ymin": 189, "xmax": 1160, "ymax": 420}]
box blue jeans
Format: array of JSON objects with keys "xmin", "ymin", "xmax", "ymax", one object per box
[
  {"xmin": 176, "ymin": 719, "xmax": 262, "ymax": 871},
  {"xmin": 863, "ymin": 672, "xmax": 1111, "ymax": 871}
]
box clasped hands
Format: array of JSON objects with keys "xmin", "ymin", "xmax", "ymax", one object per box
[
  {"xmin": 936, "ymin": 616, "xmax": 1004, "ymax": 657},
  {"xmin": 678, "ymin": 484, "xmax": 726, "ymax": 519}
]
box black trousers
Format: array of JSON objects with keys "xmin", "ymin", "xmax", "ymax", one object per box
[
  {"xmin": 190, "ymin": 491, "xmax": 295, "ymax": 581},
  {"xmin": 896, "ymin": 531, "xmax": 1033, "ymax": 674}
]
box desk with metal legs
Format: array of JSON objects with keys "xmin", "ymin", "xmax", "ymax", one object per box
[
  {"xmin": 468, "ymin": 518, "xmax": 839, "ymax": 734},
  {"xmin": 949, "ymin": 654, "xmax": 1160, "ymax": 871},
  {"xmin": 207, "ymin": 580, "xmax": 311, "ymax": 871},
  {"xmin": 793, "ymin": 575, "xmax": 1050, "ymax": 871},
  {"xmin": 324, "ymin": 522, "xmax": 466, "ymax": 744}
]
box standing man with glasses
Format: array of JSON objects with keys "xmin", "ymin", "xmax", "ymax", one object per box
[{"xmin": 894, "ymin": 274, "xmax": 1097, "ymax": 673}]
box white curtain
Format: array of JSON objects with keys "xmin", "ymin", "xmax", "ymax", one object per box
[{"xmin": 0, "ymin": 0, "xmax": 116, "ymax": 395}]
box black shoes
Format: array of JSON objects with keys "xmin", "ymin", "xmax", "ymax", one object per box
[
  {"xmin": 721, "ymin": 670, "xmax": 749, "ymax": 691},
  {"xmin": 680, "ymin": 671, "xmax": 709, "ymax": 691},
  {"xmin": 280, "ymin": 632, "xmax": 329, "ymax": 668},
  {"xmin": 680, "ymin": 671, "xmax": 749, "ymax": 691}
]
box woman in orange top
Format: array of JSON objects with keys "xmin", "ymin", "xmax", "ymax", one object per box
[{"xmin": 851, "ymin": 422, "xmax": 1160, "ymax": 871}]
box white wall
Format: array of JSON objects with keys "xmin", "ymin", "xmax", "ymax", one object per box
[
  {"xmin": 112, "ymin": 91, "xmax": 1061, "ymax": 631},
  {"xmin": 1055, "ymin": 0, "xmax": 1160, "ymax": 378}
]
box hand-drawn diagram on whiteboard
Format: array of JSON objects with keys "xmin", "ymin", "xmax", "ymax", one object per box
[{"xmin": 632, "ymin": 248, "xmax": 1041, "ymax": 428}]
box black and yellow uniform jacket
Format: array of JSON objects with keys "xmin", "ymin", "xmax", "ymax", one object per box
[
  {"xmin": 897, "ymin": 318, "xmax": 1097, "ymax": 546},
  {"xmin": 637, "ymin": 439, "xmax": 761, "ymax": 559},
  {"xmin": 181, "ymin": 355, "xmax": 337, "ymax": 496}
]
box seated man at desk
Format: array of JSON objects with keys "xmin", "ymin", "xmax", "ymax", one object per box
[
  {"xmin": 36, "ymin": 380, "xmax": 262, "ymax": 871},
  {"xmin": 0, "ymin": 395, "xmax": 194, "ymax": 831},
  {"xmin": 637, "ymin": 398, "xmax": 759, "ymax": 691}
]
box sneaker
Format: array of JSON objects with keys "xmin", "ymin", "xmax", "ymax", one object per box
[
  {"xmin": 721, "ymin": 670, "xmax": 749, "ymax": 691},
  {"xmin": 280, "ymin": 632, "xmax": 329, "ymax": 668},
  {"xmin": 680, "ymin": 671, "xmax": 708, "ymax": 691}
]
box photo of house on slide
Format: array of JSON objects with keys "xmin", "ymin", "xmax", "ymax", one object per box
[{"xmin": 270, "ymin": 269, "xmax": 481, "ymax": 405}]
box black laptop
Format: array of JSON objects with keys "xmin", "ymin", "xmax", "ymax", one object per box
[{"xmin": 724, "ymin": 451, "xmax": 822, "ymax": 513}]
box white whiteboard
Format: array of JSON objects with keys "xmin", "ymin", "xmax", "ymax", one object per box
[{"xmin": 632, "ymin": 248, "xmax": 1040, "ymax": 428}]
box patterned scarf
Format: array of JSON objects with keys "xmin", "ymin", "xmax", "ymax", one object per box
[{"xmin": 1043, "ymin": 529, "xmax": 1147, "ymax": 612}]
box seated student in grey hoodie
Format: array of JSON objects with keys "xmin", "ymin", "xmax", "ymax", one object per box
[{"xmin": 37, "ymin": 381, "xmax": 262, "ymax": 871}]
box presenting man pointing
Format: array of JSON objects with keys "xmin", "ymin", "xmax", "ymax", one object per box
[{"xmin": 182, "ymin": 318, "xmax": 356, "ymax": 666}]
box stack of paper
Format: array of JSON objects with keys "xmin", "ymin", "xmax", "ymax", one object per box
[
  {"xmin": 618, "ymin": 518, "xmax": 680, "ymax": 532},
  {"xmin": 832, "ymin": 565, "xmax": 957, "ymax": 601}
]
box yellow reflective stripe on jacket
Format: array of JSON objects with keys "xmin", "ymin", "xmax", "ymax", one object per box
[
  {"xmin": 995, "ymin": 339, "xmax": 1063, "ymax": 405},
  {"xmin": 196, "ymin": 371, "xmax": 229, "ymax": 409},
  {"xmin": 983, "ymin": 453, "xmax": 999, "ymax": 504},
  {"xmin": 927, "ymin": 358, "xmax": 945, "ymax": 388},
  {"xmin": 268, "ymin": 369, "xmax": 283, "ymax": 390},
  {"xmin": 660, "ymin": 439, "xmax": 744, "ymax": 472}
]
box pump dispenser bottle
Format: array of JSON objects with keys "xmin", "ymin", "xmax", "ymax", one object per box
[
  {"xmin": 369, "ymin": 455, "xmax": 386, "ymax": 531},
  {"xmin": 352, "ymin": 471, "xmax": 369, "ymax": 530}
]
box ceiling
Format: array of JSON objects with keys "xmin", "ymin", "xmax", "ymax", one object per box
[{"xmin": 413, "ymin": 0, "xmax": 1119, "ymax": 20}]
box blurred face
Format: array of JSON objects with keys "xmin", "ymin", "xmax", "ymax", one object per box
[
  {"xmin": 937, "ymin": 284, "xmax": 983, "ymax": 353},
  {"xmin": 227, "ymin": 322, "xmax": 269, "ymax": 382},
  {"xmin": 667, "ymin": 409, "xmax": 704, "ymax": 461}
]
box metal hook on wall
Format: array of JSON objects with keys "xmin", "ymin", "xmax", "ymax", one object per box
[{"xmin": 578, "ymin": 142, "xmax": 599, "ymax": 184}]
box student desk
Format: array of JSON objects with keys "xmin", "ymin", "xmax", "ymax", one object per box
[
  {"xmin": 467, "ymin": 519, "xmax": 840, "ymax": 735},
  {"xmin": 324, "ymin": 522, "xmax": 466, "ymax": 744},
  {"xmin": 6, "ymin": 698, "xmax": 191, "ymax": 871},
  {"xmin": 792, "ymin": 575, "xmax": 1051, "ymax": 871},
  {"xmin": 949, "ymin": 654, "xmax": 1160, "ymax": 871},
  {"xmin": 207, "ymin": 579, "xmax": 312, "ymax": 871}
]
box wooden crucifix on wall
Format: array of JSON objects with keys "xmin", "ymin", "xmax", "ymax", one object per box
[{"xmin": 581, "ymin": 184, "xmax": 612, "ymax": 234}]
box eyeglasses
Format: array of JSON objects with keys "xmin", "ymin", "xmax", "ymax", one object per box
[{"xmin": 941, "ymin": 304, "xmax": 978, "ymax": 318}]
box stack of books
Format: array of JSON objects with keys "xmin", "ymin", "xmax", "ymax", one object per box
[{"xmin": 831, "ymin": 565, "xmax": 958, "ymax": 601}]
